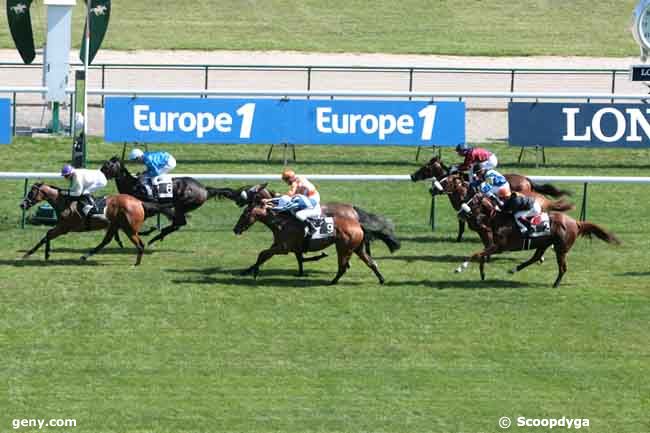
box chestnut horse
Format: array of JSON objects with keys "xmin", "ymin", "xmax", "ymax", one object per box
[
  {"xmin": 443, "ymin": 173, "xmax": 574, "ymax": 248},
  {"xmin": 410, "ymin": 156, "xmax": 572, "ymax": 242},
  {"xmin": 20, "ymin": 183, "xmax": 162, "ymax": 265},
  {"xmin": 232, "ymin": 186, "xmax": 388, "ymax": 284},
  {"xmin": 455, "ymin": 192, "xmax": 620, "ymax": 287}
]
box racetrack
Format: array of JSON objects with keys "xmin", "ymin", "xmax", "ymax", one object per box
[{"xmin": 1, "ymin": 136, "xmax": 648, "ymax": 432}]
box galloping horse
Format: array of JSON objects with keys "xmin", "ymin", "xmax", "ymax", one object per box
[
  {"xmin": 442, "ymin": 173, "xmax": 574, "ymax": 247},
  {"xmin": 20, "ymin": 183, "xmax": 163, "ymax": 265},
  {"xmin": 410, "ymin": 156, "xmax": 572, "ymax": 242},
  {"xmin": 100, "ymin": 156, "xmax": 230, "ymax": 245},
  {"xmin": 455, "ymin": 192, "xmax": 620, "ymax": 287},
  {"xmin": 216, "ymin": 183, "xmax": 401, "ymax": 274},
  {"xmin": 232, "ymin": 185, "xmax": 395, "ymax": 284}
]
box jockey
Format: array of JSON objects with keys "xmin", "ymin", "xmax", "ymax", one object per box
[
  {"xmin": 472, "ymin": 167, "xmax": 510, "ymax": 204},
  {"xmin": 280, "ymin": 168, "xmax": 321, "ymax": 234},
  {"xmin": 451, "ymin": 144, "xmax": 498, "ymax": 182},
  {"xmin": 60, "ymin": 164, "xmax": 108, "ymax": 221},
  {"xmin": 499, "ymin": 189, "xmax": 542, "ymax": 235},
  {"xmin": 128, "ymin": 148, "xmax": 176, "ymax": 196}
]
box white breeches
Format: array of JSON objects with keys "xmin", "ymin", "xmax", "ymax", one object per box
[
  {"xmin": 478, "ymin": 154, "xmax": 498, "ymax": 171},
  {"xmin": 515, "ymin": 202, "xmax": 542, "ymax": 227},
  {"xmin": 295, "ymin": 204, "xmax": 321, "ymax": 221}
]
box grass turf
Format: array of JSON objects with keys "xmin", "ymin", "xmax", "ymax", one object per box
[
  {"xmin": 0, "ymin": 1, "xmax": 641, "ymax": 56},
  {"xmin": 0, "ymin": 138, "xmax": 648, "ymax": 432}
]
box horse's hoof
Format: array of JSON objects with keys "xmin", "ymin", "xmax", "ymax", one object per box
[
  {"xmin": 508, "ymin": 268, "xmax": 517, "ymax": 274},
  {"xmin": 538, "ymin": 257, "xmax": 545, "ymax": 264},
  {"xmin": 454, "ymin": 267, "xmax": 462, "ymax": 273},
  {"xmin": 80, "ymin": 255, "xmax": 88, "ymax": 261},
  {"xmin": 240, "ymin": 267, "xmax": 253, "ymax": 276},
  {"xmin": 378, "ymin": 278, "xmax": 385, "ymax": 285}
]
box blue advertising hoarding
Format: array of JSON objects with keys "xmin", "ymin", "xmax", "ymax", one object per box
[
  {"xmin": 509, "ymin": 102, "xmax": 650, "ymax": 148},
  {"xmin": 105, "ymin": 97, "xmax": 465, "ymax": 146},
  {"xmin": 0, "ymin": 99, "xmax": 10, "ymax": 144}
]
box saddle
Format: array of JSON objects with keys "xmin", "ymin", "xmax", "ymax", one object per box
[
  {"xmin": 305, "ymin": 216, "xmax": 335, "ymax": 240},
  {"xmin": 135, "ymin": 175, "xmax": 174, "ymax": 203},
  {"xmin": 526, "ymin": 213, "xmax": 551, "ymax": 238}
]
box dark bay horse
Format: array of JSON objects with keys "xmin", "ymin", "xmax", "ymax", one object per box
[
  {"xmin": 20, "ymin": 183, "xmax": 163, "ymax": 265},
  {"xmin": 100, "ymin": 156, "xmax": 229, "ymax": 245},
  {"xmin": 455, "ymin": 192, "xmax": 620, "ymax": 287},
  {"xmin": 233, "ymin": 187, "xmax": 388, "ymax": 284},
  {"xmin": 216, "ymin": 183, "xmax": 401, "ymax": 275},
  {"xmin": 410, "ymin": 156, "xmax": 572, "ymax": 242}
]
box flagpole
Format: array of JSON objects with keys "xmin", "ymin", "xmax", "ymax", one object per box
[{"xmin": 83, "ymin": 0, "xmax": 91, "ymax": 167}]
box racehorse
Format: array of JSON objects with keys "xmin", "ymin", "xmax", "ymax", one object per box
[
  {"xmin": 20, "ymin": 182, "xmax": 164, "ymax": 265},
  {"xmin": 455, "ymin": 192, "xmax": 620, "ymax": 287},
  {"xmin": 100, "ymin": 156, "xmax": 230, "ymax": 245},
  {"xmin": 232, "ymin": 184, "xmax": 397, "ymax": 284},
  {"xmin": 410, "ymin": 156, "xmax": 572, "ymax": 242},
  {"xmin": 441, "ymin": 173, "xmax": 574, "ymax": 248},
  {"xmin": 215, "ymin": 183, "xmax": 401, "ymax": 274}
]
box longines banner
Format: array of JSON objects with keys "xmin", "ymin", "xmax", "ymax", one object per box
[
  {"xmin": 0, "ymin": 99, "xmax": 10, "ymax": 144},
  {"xmin": 105, "ymin": 97, "xmax": 465, "ymax": 146},
  {"xmin": 509, "ymin": 102, "xmax": 650, "ymax": 148}
]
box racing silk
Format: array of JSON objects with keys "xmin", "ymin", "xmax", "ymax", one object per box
[
  {"xmin": 502, "ymin": 192, "xmax": 536, "ymax": 213},
  {"xmin": 142, "ymin": 151, "xmax": 173, "ymax": 177},
  {"xmin": 68, "ymin": 169, "xmax": 107, "ymax": 196},
  {"xmin": 288, "ymin": 175, "xmax": 320, "ymax": 205},
  {"xmin": 269, "ymin": 194, "xmax": 313, "ymax": 213},
  {"xmin": 482, "ymin": 169, "xmax": 507, "ymax": 187},
  {"xmin": 458, "ymin": 148, "xmax": 493, "ymax": 171}
]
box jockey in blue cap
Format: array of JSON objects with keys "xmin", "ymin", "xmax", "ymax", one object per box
[{"xmin": 60, "ymin": 164, "xmax": 108, "ymax": 221}]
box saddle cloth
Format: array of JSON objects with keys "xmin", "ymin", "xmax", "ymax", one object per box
[
  {"xmin": 528, "ymin": 213, "xmax": 551, "ymax": 238},
  {"xmin": 305, "ymin": 216, "xmax": 335, "ymax": 240},
  {"xmin": 152, "ymin": 174, "xmax": 174, "ymax": 201}
]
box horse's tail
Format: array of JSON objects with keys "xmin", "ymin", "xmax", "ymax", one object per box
[
  {"xmin": 354, "ymin": 206, "xmax": 401, "ymax": 253},
  {"xmin": 577, "ymin": 221, "xmax": 621, "ymax": 245},
  {"xmin": 141, "ymin": 201, "xmax": 175, "ymax": 220},
  {"xmin": 546, "ymin": 198, "xmax": 575, "ymax": 213},
  {"xmin": 529, "ymin": 180, "xmax": 572, "ymax": 198},
  {"xmin": 206, "ymin": 186, "xmax": 238, "ymax": 201}
]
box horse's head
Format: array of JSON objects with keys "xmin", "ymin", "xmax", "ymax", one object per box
[
  {"xmin": 233, "ymin": 191, "xmax": 269, "ymax": 235},
  {"xmin": 410, "ymin": 156, "xmax": 448, "ymax": 182},
  {"xmin": 234, "ymin": 183, "xmax": 274, "ymax": 207},
  {"xmin": 100, "ymin": 156, "xmax": 123, "ymax": 179},
  {"xmin": 20, "ymin": 182, "xmax": 49, "ymax": 210}
]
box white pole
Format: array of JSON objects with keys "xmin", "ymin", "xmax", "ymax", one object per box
[{"xmin": 83, "ymin": 1, "xmax": 90, "ymax": 162}]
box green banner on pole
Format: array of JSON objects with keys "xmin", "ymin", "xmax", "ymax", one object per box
[
  {"xmin": 6, "ymin": 0, "xmax": 35, "ymax": 64},
  {"xmin": 79, "ymin": 0, "xmax": 111, "ymax": 65}
]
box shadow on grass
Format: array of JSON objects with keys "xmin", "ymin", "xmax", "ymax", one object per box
[
  {"xmin": 615, "ymin": 271, "xmax": 650, "ymax": 277},
  {"xmin": 30, "ymin": 247, "xmax": 190, "ymax": 255},
  {"xmin": 168, "ymin": 265, "xmax": 357, "ymax": 287},
  {"xmin": 384, "ymin": 278, "xmax": 547, "ymax": 290},
  {"xmin": 376, "ymin": 254, "xmax": 518, "ymax": 263},
  {"xmin": 398, "ymin": 234, "xmax": 481, "ymax": 244},
  {"xmin": 0, "ymin": 258, "xmax": 103, "ymax": 267}
]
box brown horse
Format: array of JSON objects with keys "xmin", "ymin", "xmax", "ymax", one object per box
[
  {"xmin": 455, "ymin": 192, "xmax": 620, "ymax": 287},
  {"xmin": 218, "ymin": 183, "xmax": 401, "ymax": 275},
  {"xmin": 443, "ymin": 174, "xmax": 574, "ymax": 248},
  {"xmin": 232, "ymin": 186, "xmax": 387, "ymax": 284},
  {"xmin": 410, "ymin": 156, "xmax": 572, "ymax": 242},
  {"xmin": 20, "ymin": 183, "xmax": 162, "ymax": 265}
]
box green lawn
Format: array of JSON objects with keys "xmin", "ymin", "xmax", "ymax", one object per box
[
  {"xmin": 0, "ymin": 0, "xmax": 641, "ymax": 56},
  {"xmin": 0, "ymin": 138, "xmax": 648, "ymax": 432}
]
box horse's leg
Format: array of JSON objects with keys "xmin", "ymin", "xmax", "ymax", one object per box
[
  {"xmin": 81, "ymin": 225, "xmax": 118, "ymax": 261},
  {"xmin": 479, "ymin": 256, "xmax": 486, "ymax": 281},
  {"xmin": 455, "ymin": 244, "xmax": 499, "ymax": 274},
  {"xmin": 241, "ymin": 246, "xmax": 282, "ymax": 279},
  {"xmin": 353, "ymin": 245, "xmax": 385, "ymax": 284},
  {"xmin": 23, "ymin": 226, "xmax": 65, "ymax": 260},
  {"xmin": 148, "ymin": 212, "xmax": 186, "ymax": 245},
  {"xmin": 125, "ymin": 230, "xmax": 145, "ymax": 266},
  {"xmin": 456, "ymin": 219, "xmax": 465, "ymax": 242},
  {"xmin": 364, "ymin": 237, "xmax": 372, "ymax": 257},
  {"xmin": 330, "ymin": 243, "xmax": 353, "ymax": 285},
  {"xmin": 114, "ymin": 230, "xmax": 125, "ymax": 248},
  {"xmin": 510, "ymin": 246, "xmax": 549, "ymax": 275},
  {"xmin": 552, "ymin": 247, "xmax": 568, "ymax": 288},
  {"xmin": 295, "ymin": 252, "xmax": 304, "ymax": 277},
  {"xmin": 302, "ymin": 252, "xmax": 328, "ymax": 263}
]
